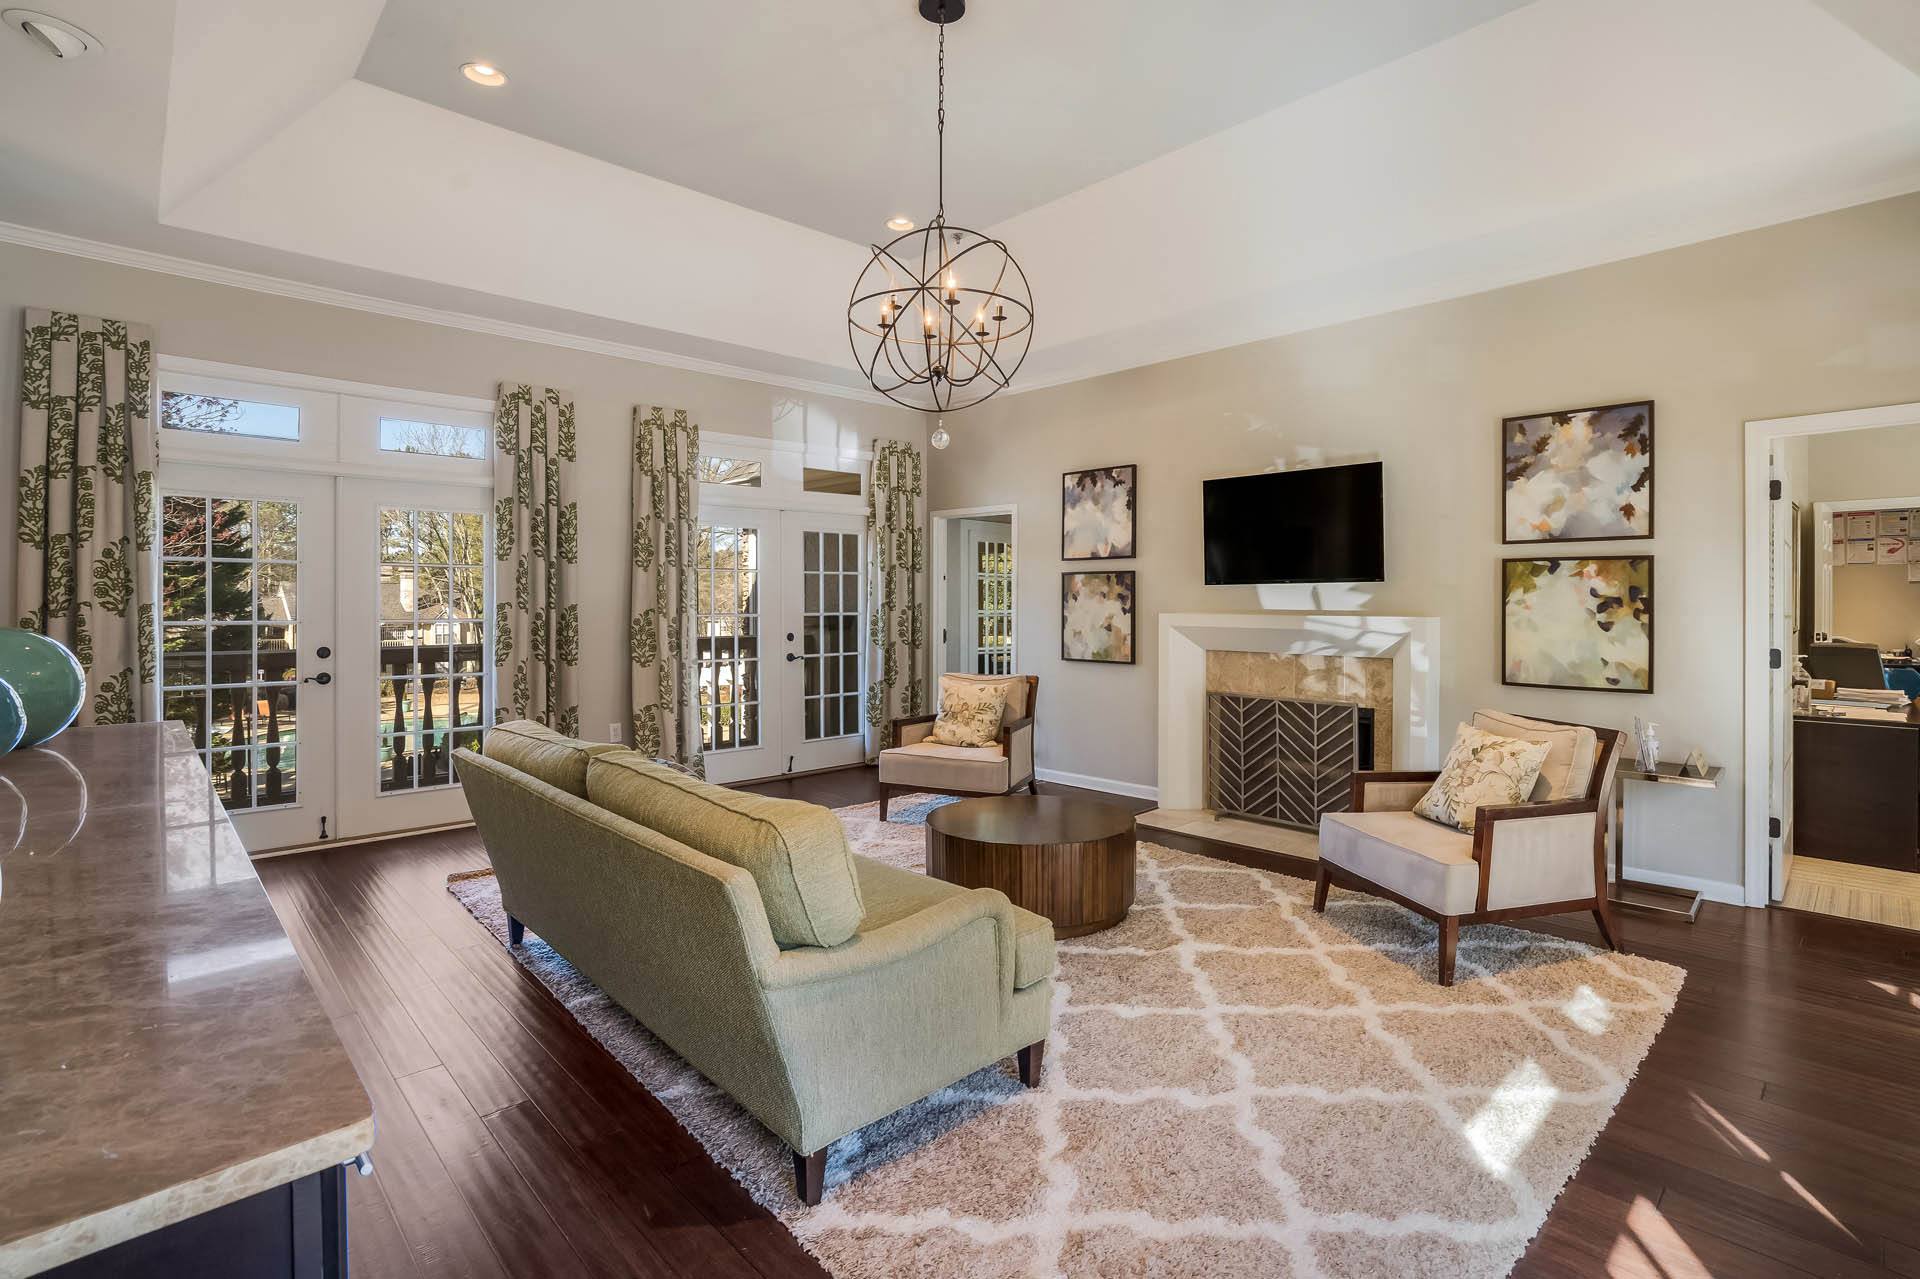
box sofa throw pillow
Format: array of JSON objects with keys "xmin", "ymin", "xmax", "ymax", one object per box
[
  {"xmin": 929, "ymin": 677, "xmax": 1009, "ymax": 747},
  {"xmin": 1413, "ymin": 723, "xmax": 1553, "ymax": 833}
]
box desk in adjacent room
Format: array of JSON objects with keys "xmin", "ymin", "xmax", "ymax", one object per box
[{"xmin": 1792, "ymin": 702, "xmax": 1920, "ymax": 871}]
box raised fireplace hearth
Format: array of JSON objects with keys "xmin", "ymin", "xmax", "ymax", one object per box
[{"xmin": 1206, "ymin": 694, "xmax": 1376, "ymax": 831}]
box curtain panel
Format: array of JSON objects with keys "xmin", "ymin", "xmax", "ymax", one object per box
[
  {"xmin": 15, "ymin": 310, "xmax": 159, "ymax": 726},
  {"xmin": 491, "ymin": 383, "xmax": 580, "ymax": 735},
  {"xmin": 863, "ymin": 438, "xmax": 926, "ymax": 760},
  {"xmin": 628, "ymin": 405, "xmax": 703, "ymax": 773}
]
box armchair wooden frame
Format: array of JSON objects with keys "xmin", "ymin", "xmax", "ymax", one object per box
[
  {"xmin": 879, "ymin": 674, "xmax": 1040, "ymax": 821},
  {"xmin": 1312, "ymin": 719, "xmax": 1623, "ymax": 985}
]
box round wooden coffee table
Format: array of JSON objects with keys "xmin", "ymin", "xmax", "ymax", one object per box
[{"xmin": 925, "ymin": 796, "xmax": 1137, "ymax": 937}]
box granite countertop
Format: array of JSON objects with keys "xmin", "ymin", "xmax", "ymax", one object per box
[{"xmin": 0, "ymin": 723, "xmax": 374, "ymax": 1277}]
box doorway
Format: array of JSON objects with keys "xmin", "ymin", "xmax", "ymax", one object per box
[
  {"xmin": 932, "ymin": 505, "xmax": 1018, "ymax": 680},
  {"xmin": 1743, "ymin": 401, "xmax": 1920, "ymax": 924}
]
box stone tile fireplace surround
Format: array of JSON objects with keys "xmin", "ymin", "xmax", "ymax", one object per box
[{"xmin": 1141, "ymin": 613, "xmax": 1443, "ymax": 857}]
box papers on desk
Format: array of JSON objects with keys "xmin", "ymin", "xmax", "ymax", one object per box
[{"xmin": 1835, "ymin": 686, "xmax": 1908, "ymax": 708}]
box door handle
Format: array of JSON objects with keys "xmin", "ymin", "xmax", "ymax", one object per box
[
  {"xmin": 303, "ymin": 672, "xmax": 333, "ymax": 685},
  {"xmin": 785, "ymin": 653, "xmax": 800, "ymax": 663}
]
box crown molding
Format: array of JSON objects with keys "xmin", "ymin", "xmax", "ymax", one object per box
[{"xmin": 0, "ymin": 219, "xmax": 892, "ymax": 407}]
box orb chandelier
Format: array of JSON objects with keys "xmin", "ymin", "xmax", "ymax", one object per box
[{"xmin": 846, "ymin": 0, "xmax": 1034, "ymax": 448}]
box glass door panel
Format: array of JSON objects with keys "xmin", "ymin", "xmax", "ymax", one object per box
[
  {"xmin": 336, "ymin": 479, "xmax": 489, "ymax": 838},
  {"xmin": 781, "ymin": 513, "xmax": 866, "ymax": 775},
  {"xmin": 696, "ymin": 510, "xmax": 774, "ymax": 784},
  {"xmin": 962, "ymin": 521, "xmax": 1014, "ymax": 675},
  {"xmin": 156, "ymin": 466, "xmax": 336, "ymax": 852}
]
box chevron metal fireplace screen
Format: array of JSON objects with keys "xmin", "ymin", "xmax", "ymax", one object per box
[{"xmin": 1206, "ymin": 695, "xmax": 1375, "ymax": 830}]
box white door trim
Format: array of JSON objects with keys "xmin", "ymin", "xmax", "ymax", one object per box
[
  {"xmin": 1741, "ymin": 400, "xmax": 1920, "ymax": 908},
  {"xmin": 931, "ymin": 504, "xmax": 1019, "ymax": 678}
]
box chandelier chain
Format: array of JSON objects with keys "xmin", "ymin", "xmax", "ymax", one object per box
[{"xmin": 936, "ymin": 10, "xmax": 946, "ymax": 219}]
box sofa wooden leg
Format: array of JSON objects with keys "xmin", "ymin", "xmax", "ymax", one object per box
[
  {"xmin": 507, "ymin": 915, "xmax": 524, "ymax": 947},
  {"xmin": 1312, "ymin": 862, "xmax": 1331, "ymax": 913},
  {"xmin": 1591, "ymin": 902, "xmax": 1621, "ymax": 952},
  {"xmin": 792, "ymin": 1146, "xmax": 827, "ymax": 1206},
  {"xmin": 878, "ymin": 786, "xmax": 891, "ymax": 821},
  {"xmin": 1437, "ymin": 915, "xmax": 1459, "ymax": 987},
  {"xmin": 1027, "ymin": 776, "xmax": 1038, "ymax": 795},
  {"xmin": 1017, "ymin": 1040, "xmax": 1045, "ymax": 1088}
]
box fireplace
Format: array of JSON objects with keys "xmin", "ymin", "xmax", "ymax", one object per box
[{"xmin": 1205, "ymin": 694, "xmax": 1376, "ymax": 831}]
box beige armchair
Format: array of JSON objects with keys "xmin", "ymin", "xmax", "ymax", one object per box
[
  {"xmin": 879, "ymin": 673, "xmax": 1038, "ymax": 821},
  {"xmin": 1313, "ymin": 710, "xmax": 1623, "ymax": 985}
]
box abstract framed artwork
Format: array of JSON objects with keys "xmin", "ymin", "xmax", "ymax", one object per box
[
  {"xmin": 1501, "ymin": 556, "xmax": 1653, "ymax": 693},
  {"xmin": 1061, "ymin": 570, "xmax": 1136, "ymax": 664},
  {"xmin": 1502, "ymin": 401, "xmax": 1653, "ymax": 543},
  {"xmin": 1062, "ymin": 464, "xmax": 1137, "ymax": 560}
]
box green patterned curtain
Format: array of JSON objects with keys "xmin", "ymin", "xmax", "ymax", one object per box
[
  {"xmin": 15, "ymin": 310, "xmax": 159, "ymax": 726},
  {"xmin": 863, "ymin": 438, "xmax": 926, "ymax": 760},
  {"xmin": 491, "ymin": 383, "xmax": 579, "ymax": 734},
  {"xmin": 628, "ymin": 406, "xmax": 702, "ymax": 773}
]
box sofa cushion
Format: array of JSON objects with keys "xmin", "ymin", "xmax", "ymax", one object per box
[
  {"xmin": 877, "ymin": 740, "xmax": 1010, "ymax": 792},
  {"xmin": 1471, "ymin": 710, "xmax": 1597, "ymax": 802},
  {"xmin": 1318, "ymin": 810, "xmax": 1480, "ymax": 916},
  {"xmin": 482, "ymin": 719, "xmax": 619, "ymax": 796},
  {"xmin": 586, "ymin": 752, "xmax": 864, "ymax": 948},
  {"xmin": 853, "ymin": 855, "xmax": 1053, "ymax": 990}
]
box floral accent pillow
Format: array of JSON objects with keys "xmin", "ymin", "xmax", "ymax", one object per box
[
  {"xmin": 1413, "ymin": 723, "xmax": 1553, "ymax": 833},
  {"xmin": 929, "ymin": 679, "xmax": 1009, "ymax": 748}
]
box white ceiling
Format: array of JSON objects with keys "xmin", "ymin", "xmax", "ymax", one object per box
[
  {"xmin": 1, "ymin": 0, "xmax": 1917, "ymax": 401},
  {"xmin": 353, "ymin": 0, "xmax": 1531, "ymax": 243}
]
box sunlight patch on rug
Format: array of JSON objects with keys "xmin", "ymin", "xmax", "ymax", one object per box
[{"xmin": 449, "ymin": 794, "xmax": 1683, "ymax": 1278}]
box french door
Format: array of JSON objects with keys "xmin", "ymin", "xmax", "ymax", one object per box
[
  {"xmin": 697, "ymin": 507, "xmax": 866, "ymax": 784},
  {"xmin": 159, "ymin": 466, "xmax": 337, "ymax": 851},
  {"xmin": 158, "ymin": 470, "xmax": 489, "ymax": 850},
  {"xmin": 960, "ymin": 519, "xmax": 1015, "ymax": 675}
]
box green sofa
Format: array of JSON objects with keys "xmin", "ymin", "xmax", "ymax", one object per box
[{"xmin": 454, "ymin": 721, "xmax": 1055, "ymax": 1204}]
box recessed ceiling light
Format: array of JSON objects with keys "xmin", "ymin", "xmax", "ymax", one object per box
[
  {"xmin": 3, "ymin": 9, "xmax": 102, "ymax": 57},
  {"xmin": 461, "ymin": 61, "xmax": 506, "ymax": 87},
  {"xmin": 886, "ymin": 216, "xmax": 915, "ymax": 232}
]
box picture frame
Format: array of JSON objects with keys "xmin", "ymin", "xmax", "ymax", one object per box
[
  {"xmin": 1501, "ymin": 400, "xmax": 1654, "ymax": 544},
  {"xmin": 1501, "ymin": 556, "xmax": 1654, "ymax": 693},
  {"xmin": 1061, "ymin": 570, "xmax": 1136, "ymax": 664},
  {"xmin": 1062, "ymin": 464, "xmax": 1137, "ymax": 560}
]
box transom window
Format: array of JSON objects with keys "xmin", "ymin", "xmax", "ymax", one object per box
[
  {"xmin": 161, "ymin": 391, "xmax": 299, "ymax": 441},
  {"xmin": 379, "ymin": 417, "xmax": 488, "ymax": 460},
  {"xmin": 160, "ymin": 495, "xmax": 301, "ymax": 810},
  {"xmin": 378, "ymin": 507, "xmax": 487, "ymax": 792},
  {"xmin": 697, "ymin": 455, "xmax": 763, "ymax": 487}
]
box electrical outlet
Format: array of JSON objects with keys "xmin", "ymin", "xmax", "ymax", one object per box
[{"xmin": 608, "ymin": 721, "xmax": 624, "ymax": 744}]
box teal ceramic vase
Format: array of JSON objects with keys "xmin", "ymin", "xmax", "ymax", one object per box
[
  {"xmin": 0, "ymin": 629, "xmax": 85, "ymax": 747},
  {"xmin": 0, "ymin": 678, "xmax": 24, "ymax": 753}
]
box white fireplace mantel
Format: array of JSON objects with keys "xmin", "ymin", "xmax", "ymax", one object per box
[{"xmin": 1156, "ymin": 612, "xmax": 1443, "ymax": 811}]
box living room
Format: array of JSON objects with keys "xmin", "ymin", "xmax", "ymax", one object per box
[{"xmin": 3, "ymin": 2, "xmax": 1919, "ymax": 1278}]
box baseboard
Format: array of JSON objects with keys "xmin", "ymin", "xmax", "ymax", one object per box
[
  {"xmin": 1035, "ymin": 768, "xmax": 1159, "ymax": 802},
  {"xmin": 1619, "ymin": 865, "xmax": 1746, "ymax": 907}
]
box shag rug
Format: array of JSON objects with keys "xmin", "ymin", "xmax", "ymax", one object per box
[{"xmin": 449, "ymin": 795, "xmax": 1684, "ymax": 1278}]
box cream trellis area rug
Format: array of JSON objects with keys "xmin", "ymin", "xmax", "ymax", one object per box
[{"xmin": 450, "ymin": 795, "xmax": 1684, "ymax": 1279}]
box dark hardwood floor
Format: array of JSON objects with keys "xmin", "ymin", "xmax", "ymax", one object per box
[{"xmin": 257, "ymin": 768, "xmax": 1920, "ymax": 1279}]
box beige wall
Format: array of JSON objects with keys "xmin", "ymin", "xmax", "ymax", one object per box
[
  {"xmin": 0, "ymin": 240, "xmax": 923, "ymax": 745},
  {"xmin": 1808, "ymin": 422, "xmax": 1920, "ymax": 652},
  {"xmin": 927, "ymin": 193, "xmax": 1920, "ymax": 896}
]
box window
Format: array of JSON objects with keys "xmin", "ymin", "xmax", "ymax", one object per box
[
  {"xmin": 378, "ymin": 508, "xmax": 487, "ymax": 792},
  {"xmin": 697, "ymin": 455, "xmax": 763, "ymax": 487},
  {"xmin": 161, "ymin": 391, "xmax": 300, "ymax": 441},
  {"xmin": 160, "ymin": 494, "xmax": 302, "ymax": 810},
  {"xmin": 802, "ymin": 466, "xmax": 861, "ymax": 496},
  {"xmin": 379, "ymin": 417, "xmax": 488, "ymax": 460}
]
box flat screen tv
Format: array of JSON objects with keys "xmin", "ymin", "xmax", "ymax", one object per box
[{"xmin": 1202, "ymin": 462, "xmax": 1384, "ymax": 585}]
